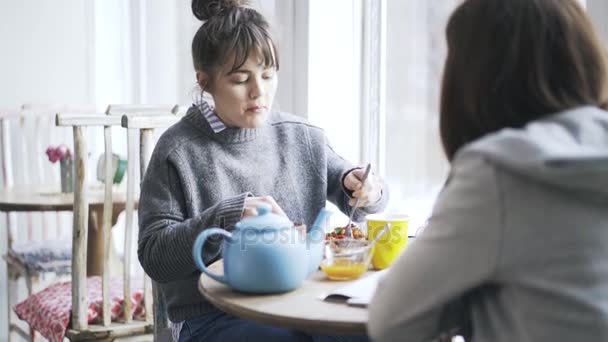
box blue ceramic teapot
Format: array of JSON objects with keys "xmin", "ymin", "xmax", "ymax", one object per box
[{"xmin": 193, "ymin": 203, "xmax": 331, "ymax": 293}]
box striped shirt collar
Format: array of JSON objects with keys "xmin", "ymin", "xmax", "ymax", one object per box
[{"xmin": 194, "ymin": 97, "xmax": 226, "ymax": 133}]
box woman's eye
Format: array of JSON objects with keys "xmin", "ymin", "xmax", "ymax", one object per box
[
  {"xmin": 262, "ymin": 73, "xmax": 275, "ymax": 80},
  {"xmin": 232, "ymin": 78, "xmax": 248, "ymax": 84}
]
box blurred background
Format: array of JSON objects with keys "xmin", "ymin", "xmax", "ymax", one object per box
[{"xmin": 1, "ymin": 0, "xmax": 605, "ymax": 208}]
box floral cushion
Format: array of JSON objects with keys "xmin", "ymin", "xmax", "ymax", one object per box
[
  {"xmin": 14, "ymin": 276, "xmax": 147, "ymax": 342},
  {"xmin": 7, "ymin": 240, "xmax": 71, "ymax": 275}
]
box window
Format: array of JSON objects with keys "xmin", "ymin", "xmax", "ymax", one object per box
[
  {"xmin": 360, "ymin": 0, "xmax": 461, "ymax": 224},
  {"xmin": 301, "ymin": 0, "xmax": 462, "ymax": 226},
  {"xmin": 276, "ymin": 0, "xmax": 603, "ymax": 227},
  {"xmin": 306, "ymin": 0, "xmax": 363, "ymax": 164},
  {"xmin": 384, "ymin": 1, "xmax": 458, "ymax": 192}
]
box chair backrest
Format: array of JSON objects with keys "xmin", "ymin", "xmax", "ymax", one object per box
[
  {"xmin": 55, "ymin": 113, "xmax": 152, "ymax": 338},
  {"xmin": 121, "ymin": 114, "xmax": 180, "ymax": 341},
  {"xmin": 105, "ymin": 104, "xmax": 179, "ymax": 116},
  {"xmin": 0, "ymin": 105, "xmax": 94, "ymax": 247},
  {"xmin": 171, "ymin": 105, "xmax": 189, "ymax": 116},
  {"xmin": 106, "ymin": 105, "xmax": 180, "ymax": 335}
]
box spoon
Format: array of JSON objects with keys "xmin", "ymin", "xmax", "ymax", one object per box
[
  {"xmin": 335, "ymin": 223, "xmax": 391, "ymax": 258},
  {"xmin": 345, "ymin": 163, "xmax": 372, "ymax": 238}
]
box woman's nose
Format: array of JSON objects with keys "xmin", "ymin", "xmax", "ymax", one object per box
[{"xmin": 249, "ymin": 78, "xmax": 264, "ymax": 99}]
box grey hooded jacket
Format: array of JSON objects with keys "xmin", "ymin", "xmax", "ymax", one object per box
[{"xmin": 368, "ymin": 106, "xmax": 608, "ymax": 342}]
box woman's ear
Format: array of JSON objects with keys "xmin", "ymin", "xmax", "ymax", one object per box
[{"xmin": 196, "ymin": 71, "xmax": 211, "ymax": 93}]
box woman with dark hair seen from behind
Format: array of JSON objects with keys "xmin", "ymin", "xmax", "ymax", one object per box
[
  {"xmin": 369, "ymin": 0, "xmax": 608, "ymax": 341},
  {"xmin": 137, "ymin": 0, "xmax": 387, "ymax": 341}
]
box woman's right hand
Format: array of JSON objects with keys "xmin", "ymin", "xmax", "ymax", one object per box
[{"xmin": 243, "ymin": 196, "xmax": 287, "ymax": 218}]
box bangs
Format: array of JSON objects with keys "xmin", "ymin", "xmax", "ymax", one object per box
[{"xmin": 222, "ymin": 24, "xmax": 279, "ymax": 73}]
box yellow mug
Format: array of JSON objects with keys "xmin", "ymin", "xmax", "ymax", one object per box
[{"xmin": 366, "ymin": 214, "xmax": 410, "ymax": 270}]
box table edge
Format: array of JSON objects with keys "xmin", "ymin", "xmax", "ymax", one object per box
[{"xmin": 198, "ymin": 275, "xmax": 368, "ymax": 336}]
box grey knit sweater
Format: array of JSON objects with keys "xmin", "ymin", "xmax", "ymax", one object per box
[{"xmin": 138, "ymin": 106, "xmax": 388, "ymax": 322}]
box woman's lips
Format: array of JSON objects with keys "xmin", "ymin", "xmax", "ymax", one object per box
[{"xmin": 246, "ymin": 105, "xmax": 266, "ymax": 113}]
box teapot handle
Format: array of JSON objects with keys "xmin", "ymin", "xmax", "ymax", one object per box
[{"xmin": 193, "ymin": 228, "xmax": 231, "ymax": 285}]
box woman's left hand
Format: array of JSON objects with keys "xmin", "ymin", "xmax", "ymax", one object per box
[{"xmin": 343, "ymin": 168, "xmax": 383, "ymax": 207}]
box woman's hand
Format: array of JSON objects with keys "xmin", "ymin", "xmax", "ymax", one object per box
[
  {"xmin": 243, "ymin": 196, "xmax": 287, "ymax": 218},
  {"xmin": 343, "ymin": 168, "xmax": 383, "ymax": 207}
]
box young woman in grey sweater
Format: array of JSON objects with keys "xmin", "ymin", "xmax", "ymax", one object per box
[
  {"xmin": 368, "ymin": 0, "xmax": 608, "ymax": 341},
  {"xmin": 138, "ymin": 1, "xmax": 387, "ymax": 341}
]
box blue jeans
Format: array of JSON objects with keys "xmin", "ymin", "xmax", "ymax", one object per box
[{"xmin": 178, "ymin": 310, "xmax": 370, "ymax": 342}]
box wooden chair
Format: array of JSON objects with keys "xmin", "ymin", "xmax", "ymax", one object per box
[
  {"xmin": 121, "ymin": 113, "xmax": 181, "ymax": 341},
  {"xmin": 56, "ymin": 113, "xmax": 152, "ymax": 340},
  {"xmin": 0, "ymin": 104, "xmax": 93, "ymax": 341},
  {"xmin": 106, "ymin": 104, "xmax": 187, "ymax": 118},
  {"xmin": 105, "ymin": 104, "xmax": 182, "ymax": 340},
  {"xmin": 121, "ymin": 114, "xmax": 180, "ymax": 342},
  {"xmin": 170, "ymin": 105, "xmax": 189, "ymax": 117}
]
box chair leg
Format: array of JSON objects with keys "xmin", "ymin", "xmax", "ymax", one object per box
[
  {"xmin": 24, "ymin": 273, "xmax": 37, "ymax": 295},
  {"xmin": 24, "ymin": 273, "xmax": 39, "ymax": 342},
  {"xmin": 7, "ymin": 277, "xmax": 33, "ymax": 342},
  {"xmin": 7, "ymin": 268, "xmax": 21, "ymax": 342},
  {"xmin": 3, "ymin": 234, "xmax": 13, "ymax": 342},
  {"xmin": 4, "ymin": 275, "xmax": 10, "ymax": 342},
  {"xmin": 9, "ymin": 322, "xmax": 31, "ymax": 341}
]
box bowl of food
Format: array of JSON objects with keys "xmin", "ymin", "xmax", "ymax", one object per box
[
  {"xmin": 320, "ymin": 238, "xmax": 373, "ymax": 281},
  {"xmin": 324, "ymin": 223, "xmax": 366, "ymax": 241}
]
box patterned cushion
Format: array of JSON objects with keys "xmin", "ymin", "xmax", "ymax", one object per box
[
  {"xmin": 7, "ymin": 240, "xmax": 71, "ymax": 275},
  {"xmin": 13, "ymin": 276, "xmax": 147, "ymax": 342}
]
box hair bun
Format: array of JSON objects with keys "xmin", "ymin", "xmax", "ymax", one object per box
[{"xmin": 192, "ymin": 0, "xmax": 249, "ymax": 21}]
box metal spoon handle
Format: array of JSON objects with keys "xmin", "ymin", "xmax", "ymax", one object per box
[
  {"xmin": 334, "ymin": 223, "xmax": 391, "ymax": 258},
  {"xmin": 346, "ymin": 163, "xmax": 372, "ymax": 237},
  {"xmin": 369, "ymin": 223, "xmax": 391, "ymax": 245}
]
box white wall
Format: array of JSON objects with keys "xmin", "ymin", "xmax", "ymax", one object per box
[
  {"xmin": 0, "ymin": 1, "xmax": 94, "ymax": 107},
  {"xmin": 589, "ymin": 0, "xmax": 608, "ymax": 44}
]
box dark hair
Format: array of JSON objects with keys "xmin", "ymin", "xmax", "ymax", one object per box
[
  {"xmin": 440, "ymin": 0, "xmax": 608, "ymax": 161},
  {"xmin": 191, "ymin": 0, "xmax": 279, "ymax": 80}
]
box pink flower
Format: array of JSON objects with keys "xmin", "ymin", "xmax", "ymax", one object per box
[{"xmin": 46, "ymin": 145, "xmax": 72, "ymax": 163}]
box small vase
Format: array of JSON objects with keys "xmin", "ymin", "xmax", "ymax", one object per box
[{"xmin": 60, "ymin": 158, "xmax": 74, "ymax": 193}]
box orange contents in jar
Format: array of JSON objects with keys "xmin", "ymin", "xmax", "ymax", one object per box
[{"xmin": 320, "ymin": 259, "xmax": 368, "ymax": 280}]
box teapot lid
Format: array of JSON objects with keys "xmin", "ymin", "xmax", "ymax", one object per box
[{"xmin": 236, "ymin": 203, "xmax": 292, "ymax": 231}]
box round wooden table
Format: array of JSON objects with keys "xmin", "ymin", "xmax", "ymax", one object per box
[
  {"xmin": 198, "ymin": 260, "xmax": 370, "ymax": 336},
  {"xmin": 0, "ymin": 185, "xmax": 129, "ymax": 276}
]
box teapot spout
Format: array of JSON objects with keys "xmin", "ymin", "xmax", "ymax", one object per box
[{"xmin": 306, "ymin": 208, "xmax": 332, "ymax": 276}]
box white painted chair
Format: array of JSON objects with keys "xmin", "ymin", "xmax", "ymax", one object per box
[
  {"xmin": 106, "ymin": 104, "xmax": 183, "ymax": 341},
  {"xmin": 60, "ymin": 113, "xmax": 153, "ymax": 340},
  {"xmin": 13, "ymin": 113, "xmax": 154, "ymax": 341},
  {"xmin": 0, "ymin": 104, "xmax": 94, "ymax": 341},
  {"xmin": 105, "ymin": 105, "xmax": 180, "ymax": 339},
  {"xmin": 169, "ymin": 105, "xmax": 189, "ymax": 117},
  {"xmin": 121, "ymin": 113, "xmax": 181, "ymax": 342},
  {"xmin": 105, "ymin": 104, "xmax": 178, "ymax": 117}
]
